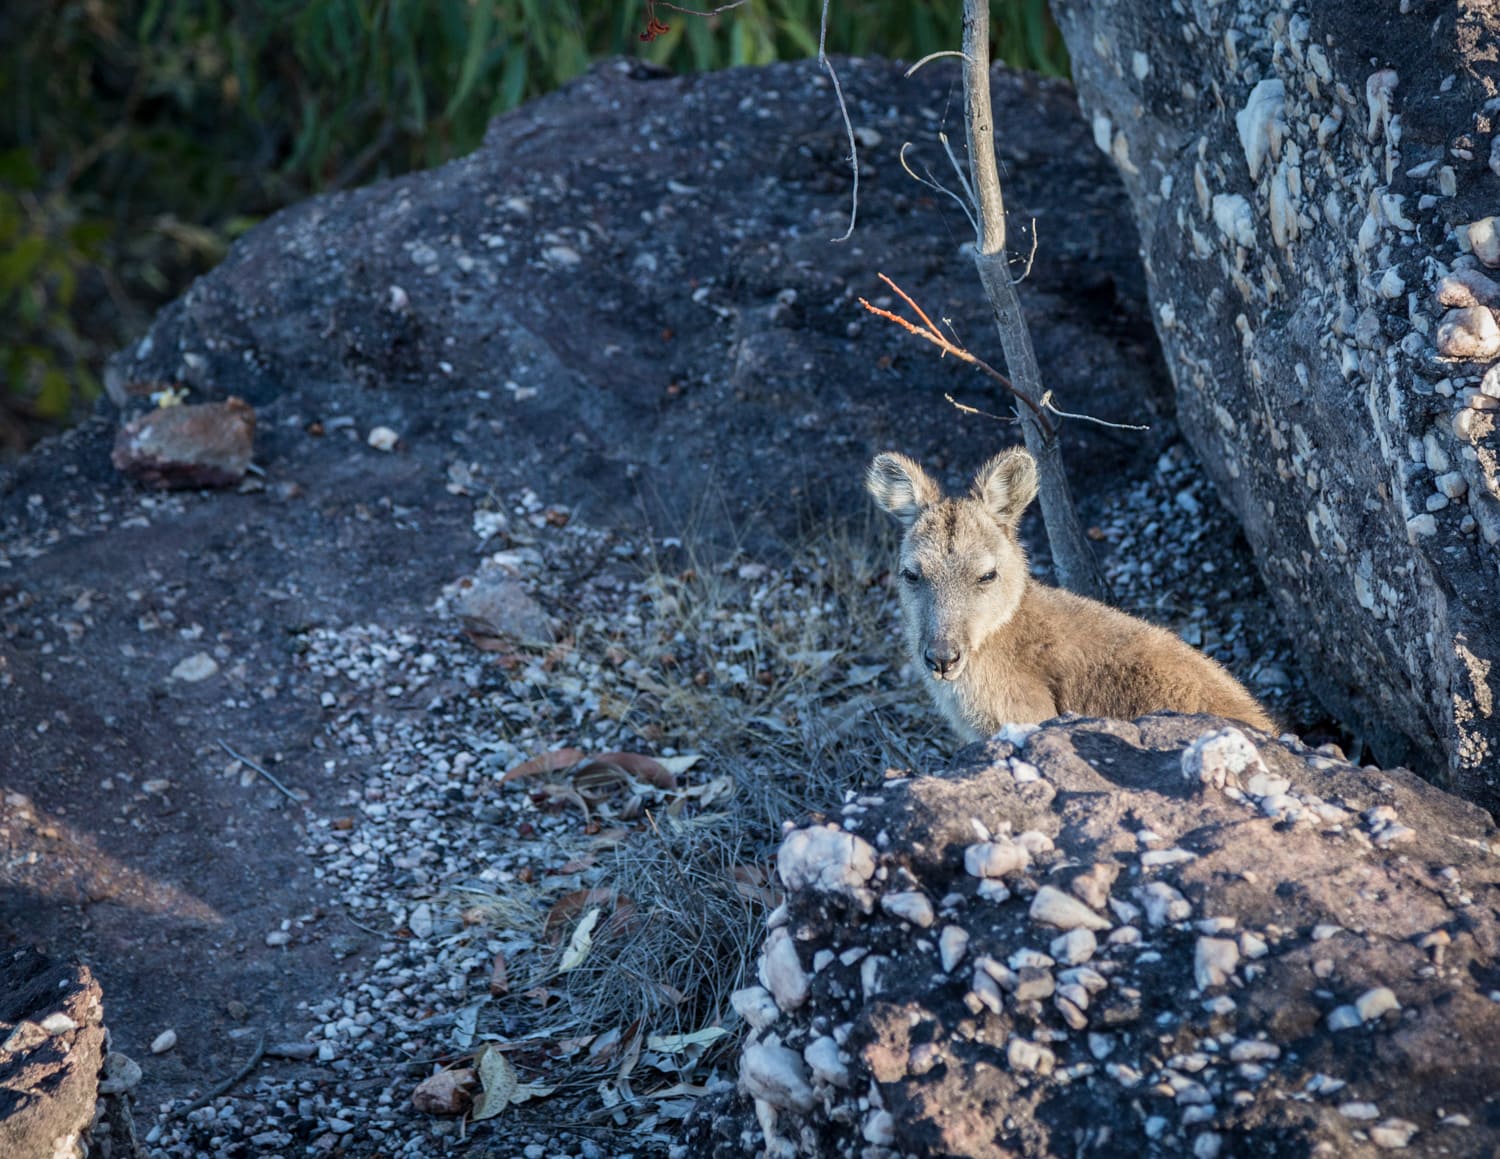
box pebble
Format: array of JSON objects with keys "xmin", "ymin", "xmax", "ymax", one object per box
[
  {"xmin": 1435, "ymin": 306, "xmax": 1500, "ymax": 360},
  {"xmin": 1355, "ymin": 987, "xmax": 1400, "ymax": 1021},
  {"xmin": 760, "ymin": 927, "xmax": 810, "ymax": 1011},
  {"xmin": 740, "ymin": 1041, "xmax": 815, "ymax": 1111},
  {"xmin": 881, "ymin": 890, "xmax": 935, "ymax": 928},
  {"xmin": 779, "ymin": 827, "xmax": 877, "ymax": 893},
  {"xmin": 1006, "ymin": 1038, "xmax": 1056, "ymax": 1074},
  {"xmin": 938, "ymin": 925, "xmax": 970, "ymax": 973},
  {"xmin": 151, "ymin": 1029, "xmax": 178, "ymax": 1054},
  {"xmin": 965, "ymin": 839, "xmax": 1030, "ymax": 879},
  {"xmin": 1327, "ymin": 1005, "xmax": 1362, "ymax": 1031},
  {"xmin": 366, "ymin": 426, "xmax": 400, "ymax": 451},
  {"xmin": 1370, "ymin": 1119, "xmax": 1418, "ymax": 1149},
  {"xmin": 1194, "ymin": 937, "xmax": 1240, "ymax": 989},
  {"xmin": 1050, "ymin": 928, "xmax": 1097, "ymax": 965},
  {"xmin": 171, "ymin": 652, "xmax": 219, "ymax": 682},
  {"xmin": 731, "ymin": 986, "xmax": 780, "ymax": 1031},
  {"xmin": 1467, "ymin": 217, "xmax": 1500, "ymax": 266},
  {"xmin": 1030, "ymin": 885, "xmax": 1111, "ymax": 931}
]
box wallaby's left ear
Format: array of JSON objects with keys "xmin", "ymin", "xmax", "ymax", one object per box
[{"xmin": 972, "ymin": 447, "xmax": 1038, "ymax": 532}]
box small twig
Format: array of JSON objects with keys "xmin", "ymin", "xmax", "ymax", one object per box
[
  {"xmin": 1015, "ymin": 218, "xmax": 1040, "ymax": 283},
  {"xmin": 944, "ymin": 393, "xmax": 1018, "ymax": 424},
  {"xmin": 904, "ymin": 50, "xmax": 972, "ymax": 78},
  {"xmin": 341, "ymin": 909, "xmax": 390, "ymax": 937},
  {"xmin": 818, "ymin": 0, "xmax": 858, "ymax": 242},
  {"xmin": 898, "ymin": 143, "xmax": 977, "ymax": 231},
  {"xmin": 939, "ymin": 133, "xmax": 978, "ymax": 223},
  {"xmin": 169, "ymin": 1031, "xmax": 266, "ymax": 1119},
  {"xmin": 1038, "ymin": 392, "xmax": 1151, "ymax": 431},
  {"xmin": 859, "ymin": 273, "xmax": 1052, "ymax": 431},
  {"xmin": 217, "ymin": 740, "xmax": 299, "ymax": 803},
  {"xmin": 652, "ymin": 0, "xmax": 752, "ymax": 13}
]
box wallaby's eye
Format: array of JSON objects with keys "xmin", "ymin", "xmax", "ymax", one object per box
[
  {"xmin": 977, "ymin": 570, "xmax": 998, "ymax": 585},
  {"xmin": 901, "ymin": 568, "xmax": 921, "ymax": 585}
]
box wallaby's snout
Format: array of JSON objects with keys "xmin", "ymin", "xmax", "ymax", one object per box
[{"xmin": 923, "ymin": 640, "xmax": 963, "ymax": 680}]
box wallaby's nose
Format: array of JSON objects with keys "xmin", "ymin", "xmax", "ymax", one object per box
[{"xmin": 924, "ymin": 644, "xmax": 961, "ymax": 678}]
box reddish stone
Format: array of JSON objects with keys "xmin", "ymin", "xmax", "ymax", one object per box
[{"xmin": 112, "ymin": 398, "xmax": 256, "ymax": 489}]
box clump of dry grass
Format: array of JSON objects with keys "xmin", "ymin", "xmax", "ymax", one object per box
[{"xmin": 455, "ymin": 502, "xmax": 946, "ymax": 1116}]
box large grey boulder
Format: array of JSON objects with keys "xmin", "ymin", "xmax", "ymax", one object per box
[
  {"xmin": 1050, "ymin": 1, "xmax": 1500, "ymax": 812},
  {"xmin": 680, "ymin": 715, "xmax": 1500, "ymax": 1158},
  {"xmin": 99, "ymin": 57, "xmax": 1169, "ymax": 547}
]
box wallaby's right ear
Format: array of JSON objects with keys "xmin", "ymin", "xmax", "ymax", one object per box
[{"xmin": 866, "ymin": 453, "xmax": 942, "ymax": 526}]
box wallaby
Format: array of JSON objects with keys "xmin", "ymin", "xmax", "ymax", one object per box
[{"xmin": 866, "ymin": 448, "xmax": 1276, "ymax": 741}]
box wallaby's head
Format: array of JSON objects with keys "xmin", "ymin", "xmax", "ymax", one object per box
[{"xmin": 866, "ymin": 448, "xmax": 1038, "ymax": 683}]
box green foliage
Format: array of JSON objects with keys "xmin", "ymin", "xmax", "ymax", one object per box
[
  {"xmin": 0, "ymin": 150, "xmax": 105, "ymax": 435},
  {"xmin": 0, "ymin": 0, "xmax": 1067, "ymax": 448}
]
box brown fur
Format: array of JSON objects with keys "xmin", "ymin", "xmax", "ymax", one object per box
[{"xmin": 867, "ymin": 448, "xmax": 1276, "ymax": 742}]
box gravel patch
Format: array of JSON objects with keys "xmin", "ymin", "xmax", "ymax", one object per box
[{"xmin": 128, "ymin": 438, "xmax": 1318, "ymax": 1156}]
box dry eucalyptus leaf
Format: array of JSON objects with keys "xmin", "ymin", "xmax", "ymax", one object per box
[
  {"xmin": 411, "ymin": 1068, "xmax": 476, "ymax": 1116},
  {"xmin": 471, "ymin": 1046, "xmax": 518, "ymax": 1122},
  {"xmin": 501, "ymin": 748, "xmax": 585, "ymax": 783},
  {"xmin": 559, "ymin": 907, "xmax": 600, "ymax": 972}
]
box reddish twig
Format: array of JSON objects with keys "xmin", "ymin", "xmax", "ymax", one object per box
[
  {"xmin": 641, "ymin": 0, "xmax": 752, "ymax": 37},
  {"xmin": 858, "ymin": 273, "xmax": 1053, "ymax": 433}
]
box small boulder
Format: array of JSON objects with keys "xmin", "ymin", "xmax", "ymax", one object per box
[{"xmin": 112, "ymin": 397, "xmax": 256, "ymax": 488}]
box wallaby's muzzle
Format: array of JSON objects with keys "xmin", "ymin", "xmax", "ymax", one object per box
[{"xmin": 923, "ymin": 641, "xmax": 964, "ymax": 680}]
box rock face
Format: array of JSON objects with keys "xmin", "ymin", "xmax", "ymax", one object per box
[
  {"xmin": 679, "ymin": 715, "xmax": 1500, "ymax": 1158},
  {"xmin": 1050, "ymin": 1, "xmax": 1500, "ymax": 812},
  {"xmin": 0, "ymin": 948, "xmax": 108, "ymax": 1159}
]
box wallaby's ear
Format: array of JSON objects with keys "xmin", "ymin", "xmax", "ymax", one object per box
[
  {"xmin": 866, "ymin": 453, "xmax": 942, "ymax": 526},
  {"xmin": 972, "ymin": 447, "xmax": 1038, "ymax": 531}
]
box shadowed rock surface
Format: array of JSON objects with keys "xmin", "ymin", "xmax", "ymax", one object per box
[
  {"xmin": 1, "ymin": 57, "xmax": 1173, "ymax": 1128},
  {"xmin": 680, "ymin": 714, "xmax": 1500, "ymax": 1158},
  {"xmin": 101, "ymin": 57, "xmax": 1170, "ymax": 545},
  {"xmin": 1052, "ymin": 0, "xmax": 1500, "ymax": 812}
]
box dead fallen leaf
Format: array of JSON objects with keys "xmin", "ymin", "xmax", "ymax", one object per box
[
  {"xmin": 575, "ymin": 751, "xmax": 677, "ymax": 789},
  {"xmin": 488, "ymin": 952, "xmax": 509, "ymax": 997},
  {"xmin": 559, "ymin": 908, "xmax": 601, "ymax": 971},
  {"xmin": 647, "ymin": 1027, "xmax": 731, "ymax": 1053},
  {"xmin": 617, "ymin": 1023, "xmax": 644, "ymax": 1084},
  {"xmin": 471, "ymin": 1045, "xmax": 519, "ymax": 1121},
  {"xmin": 411, "ymin": 1067, "xmax": 476, "ymax": 1116},
  {"xmin": 543, "ymin": 888, "xmax": 619, "ymax": 944},
  {"xmin": 529, "ymin": 782, "xmax": 591, "ymax": 817},
  {"xmin": 501, "ymin": 748, "xmax": 585, "ymax": 783}
]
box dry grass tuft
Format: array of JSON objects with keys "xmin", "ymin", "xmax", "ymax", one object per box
[{"xmin": 454, "ymin": 502, "xmax": 946, "ymax": 1116}]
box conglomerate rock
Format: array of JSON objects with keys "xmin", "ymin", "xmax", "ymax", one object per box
[
  {"xmin": 680, "ymin": 714, "xmax": 1500, "ymax": 1158},
  {"xmin": 1051, "ymin": 1, "xmax": 1500, "ymax": 812}
]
